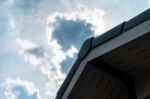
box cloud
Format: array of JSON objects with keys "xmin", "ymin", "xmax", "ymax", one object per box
[
  {"xmin": 27, "ymin": 47, "xmax": 44, "ymax": 58},
  {"xmin": 148, "ymin": 0, "xmax": 150, "ymax": 6},
  {"xmin": 66, "ymin": 46, "xmax": 78, "ymax": 58},
  {"xmin": 14, "ymin": 36, "xmax": 66, "ymax": 98},
  {"xmin": 45, "ymin": 6, "xmax": 105, "ymax": 97},
  {"xmin": 3, "ymin": 0, "xmax": 105, "ymax": 98},
  {"xmin": 9, "ymin": 0, "xmax": 41, "ymax": 14},
  {"xmin": 46, "ymin": 5, "xmax": 105, "ymax": 72},
  {"xmin": 0, "ymin": 13, "xmax": 9, "ymax": 36},
  {"xmin": 47, "ymin": 5, "xmax": 105, "ymax": 38},
  {"xmin": 51, "ymin": 18, "xmax": 94, "ymax": 50},
  {"xmin": 47, "ymin": 5, "xmax": 105, "ymax": 51},
  {"xmin": 15, "ymin": 37, "xmax": 42, "ymax": 65},
  {"xmin": 0, "ymin": 0, "xmax": 148, "ymax": 99},
  {"xmin": 11, "ymin": 4, "xmax": 105, "ymax": 99},
  {"xmin": 1, "ymin": 78, "xmax": 42, "ymax": 99},
  {"xmin": 9, "ymin": 18, "xmax": 16, "ymax": 29}
]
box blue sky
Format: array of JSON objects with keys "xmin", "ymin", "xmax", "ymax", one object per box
[{"xmin": 0, "ymin": 0, "xmax": 149, "ymax": 99}]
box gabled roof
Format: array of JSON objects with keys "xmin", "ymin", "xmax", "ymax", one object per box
[{"xmin": 56, "ymin": 8, "xmax": 150, "ymax": 99}]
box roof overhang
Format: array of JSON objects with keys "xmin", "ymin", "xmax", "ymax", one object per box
[{"xmin": 56, "ymin": 9, "xmax": 150, "ymax": 99}]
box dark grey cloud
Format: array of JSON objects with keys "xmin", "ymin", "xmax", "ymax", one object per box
[
  {"xmin": 51, "ymin": 17, "xmax": 94, "ymax": 50},
  {"xmin": 13, "ymin": 85, "xmax": 39, "ymax": 99}
]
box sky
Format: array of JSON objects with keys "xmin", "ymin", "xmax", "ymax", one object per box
[{"xmin": 0, "ymin": 0, "xmax": 149, "ymax": 99}]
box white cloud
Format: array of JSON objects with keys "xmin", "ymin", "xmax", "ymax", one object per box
[
  {"xmin": 0, "ymin": 0, "xmax": 148, "ymax": 99},
  {"xmin": 11, "ymin": 4, "xmax": 105, "ymax": 99},
  {"xmin": 148, "ymin": 0, "xmax": 150, "ymax": 6},
  {"xmin": 40, "ymin": 6, "xmax": 105, "ymax": 97},
  {"xmin": 15, "ymin": 37, "xmax": 37, "ymax": 51},
  {"xmin": 66, "ymin": 46, "xmax": 78, "ymax": 58},
  {"xmin": 15, "ymin": 37, "xmax": 42, "ymax": 65},
  {"xmin": 1, "ymin": 78, "xmax": 42, "ymax": 99},
  {"xmin": 14, "ymin": 36, "xmax": 66, "ymax": 98},
  {"xmin": 4, "ymin": 0, "xmax": 15, "ymax": 6},
  {"xmin": 9, "ymin": 18, "xmax": 16, "ymax": 29},
  {"xmin": 47, "ymin": 5, "xmax": 105, "ymax": 37}
]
